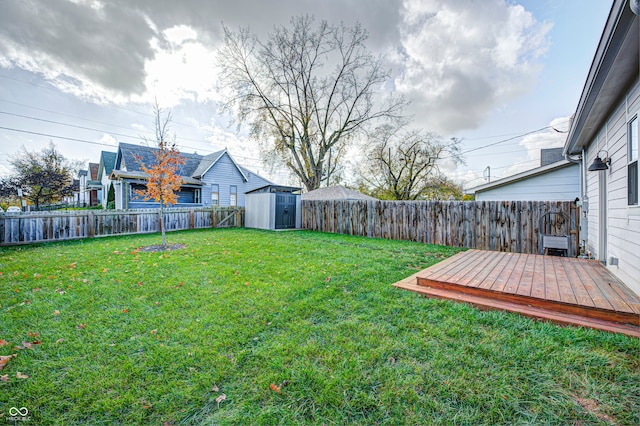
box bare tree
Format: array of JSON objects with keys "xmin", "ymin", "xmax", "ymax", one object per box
[
  {"xmin": 218, "ymin": 15, "xmax": 406, "ymax": 191},
  {"xmin": 357, "ymin": 123, "xmax": 463, "ymax": 200}
]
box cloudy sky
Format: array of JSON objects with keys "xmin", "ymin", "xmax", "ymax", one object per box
[{"xmin": 0, "ymin": 0, "xmax": 612, "ymax": 189}]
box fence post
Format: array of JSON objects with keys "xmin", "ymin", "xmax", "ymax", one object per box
[{"xmin": 88, "ymin": 211, "xmax": 95, "ymax": 238}]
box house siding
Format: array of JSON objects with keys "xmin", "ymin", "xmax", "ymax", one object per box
[
  {"xmin": 475, "ymin": 164, "xmax": 580, "ymax": 201},
  {"xmin": 200, "ymin": 153, "xmax": 271, "ymax": 207},
  {"xmin": 585, "ymin": 78, "xmax": 640, "ymax": 295}
]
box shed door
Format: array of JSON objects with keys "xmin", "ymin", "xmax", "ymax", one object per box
[{"xmin": 275, "ymin": 194, "xmax": 296, "ymax": 229}]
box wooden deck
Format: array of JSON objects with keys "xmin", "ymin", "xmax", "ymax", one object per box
[{"xmin": 393, "ymin": 249, "xmax": 640, "ymax": 337}]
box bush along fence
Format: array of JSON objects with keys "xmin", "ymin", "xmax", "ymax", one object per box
[
  {"xmin": 302, "ymin": 200, "xmax": 580, "ymax": 256},
  {"xmin": 0, "ymin": 207, "xmax": 244, "ymax": 245}
]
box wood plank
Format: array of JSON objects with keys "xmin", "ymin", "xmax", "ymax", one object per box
[
  {"xmin": 530, "ymin": 254, "xmax": 546, "ymax": 299},
  {"xmin": 571, "ymin": 260, "xmax": 627, "ymax": 312},
  {"xmin": 432, "ymin": 250, "xmax": 489, "ymax": 283},
  {"xmin": 559, "ymin": 257, "xmax": 595, "ymax": 308},
  {"xmin": 422, "ymin": 250, "xmax": 484, "ymax": 282},
  {"xmin": 551, "ymin": 256, "xmax": 578, "ymax": 305},
  {"xmin": 515, "ymin": 253, "xmax": 536, "ymax": 297},
  {"xmin": 503, "ymin": 254, "xmax": 528, "ymax": 295},
  {"xmin": 489, "ymin": 251, "xmax": 521, "ymax": 293},
  {"xmin": 417, "ymin": 250, "xmax": 474, "ymax": 279},
  {"xmin": 478, "ymin": 252, "xmax": 514, "ymax": 290},
  {"xmin": 466, "ymin": 251, "xmax": 509, "ymax": 288},
  {"xmin": 458, "ymin": 251, "xmax": 505, "ymax": 288},
  {"xmin": 585, "ymin": 260, "xmax": 638, "ymax": 313}
]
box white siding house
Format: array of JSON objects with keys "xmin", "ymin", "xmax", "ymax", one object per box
[
  {"xmin": 467, "ymin": 160, "xmax": 580, "ymax": 201},
  {"xmin": 564, "ymin": 0, "xmax": 640, "ymax": 295}
]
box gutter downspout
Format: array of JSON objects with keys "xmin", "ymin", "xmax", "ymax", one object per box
[{"xmin": 565, "ymin": 149, "xmax": 587, "ymax": 255}]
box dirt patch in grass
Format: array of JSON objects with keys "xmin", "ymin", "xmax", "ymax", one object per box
[
  {"xmin": 134, "ymin": 243, "xmax": 186, "ymax": 253},
  {"xmin": 573, "ymin": 396, "xmax": 615, "ymax": 425}
]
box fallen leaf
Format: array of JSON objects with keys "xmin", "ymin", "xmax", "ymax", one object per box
[
  {"xmin": 150, "ymin": 329, "xmax": 157, "ymax": 335},
  {"xmin": 122, "ymin": 308, "xmax": 129, "ymax": 313},
  {"xmin": 0, "ymin": 339, "xmax": 10, "ymax": 347},
  {"xmin": 325, "ymin": 276, "xmax": 331, "ymax": 282},
  {"xmin": 215, "ymin": 393, "xmax": 226, "ymax": 404},
  {"xmin": 102, "ymin": 268, "xmax": 108, "ymax": 273},
  {"xmin": 211, "ymin": 384, "xmax": 219, "ymax": 392},
  {"xmin": 270, "ymin": 383, "xmax": 281, "ymax": 394},
  {"xmin": 0, "ymin": 374, "xmax": 8, "ymax": 382},
  {"xmin": 15, "ymin": 341, "xmax": 33, "ymax": 350},
  {"xmin": 245, "ymin": 282, "xmax": 250, "ymax": 286},
  {"xmin": 0, "ymin": 354, "xmax": 17, "ymax": 370},
  {"xmin": 77, "ymin": 323, "xmax": 87, "ymax": 329},
  {"xmin": 16, "ymin": 371, "xmax": 29, "ymax": 379},
  {"xmin": 27, "ymin": 331, "xmax": 39, "ymax": 338},
  {"xmin": 54, "ymin": 310, "xmax": 60, "ymax": 316},
  {"xmin": 55, "ymin": 338, "xmax": 64, "ymax": 344},
  {"xmin": 31, "ymin": 340, "xmax": 42, "ymax": 345}
]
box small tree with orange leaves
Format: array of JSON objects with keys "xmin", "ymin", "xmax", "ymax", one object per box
[{"xmin": 135, "ymin": 103, "xmax": 185, "ymax": 248}]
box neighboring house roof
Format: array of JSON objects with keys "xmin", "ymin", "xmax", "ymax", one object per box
[
  {"xmin": 115, "ymin": 143, "xmax": 251, "ymax": 182},
  {"xmin": 111, "ymin": 142, "xmax": 269, "ymax": 185},
  {"xmin": 565, "ymin": 0, "xmax": 639, "ymax": 155},
  {"xmin": 116, "ymin": 143, "xmax": 204, "ymax": 177},
  {"xmin": 466, "ymin": 160, "xmax": 576, "ymax": 195},
  {"xmin": 110, "ymin": 170, "xmax": 203, "ymax": 186},
  {"xmin": 78, "ymin": 169, "xmax": 88, "ymax": 177},
  {"xmin": 302, "ymin": 185, "xmax": 378, "ymax": 201},
  {"xmin": 98, "ymin": 151, "xmax": 117, "ymax": 181},
  {"xmin": 89, "ymin": 163, "xmax": 99, "ymax": 180},
  {"xmin": 191, "ymin": 150, "xmax": 226, "ymax": 178}
]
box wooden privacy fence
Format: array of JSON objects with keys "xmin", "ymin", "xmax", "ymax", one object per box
[
  {"xmin": 0, "ymin": 207, "xmax": 244, "ymax": 245},
  {"xmin": 302, "ymin": 200, "xmax": 580, "ymax": 256}
]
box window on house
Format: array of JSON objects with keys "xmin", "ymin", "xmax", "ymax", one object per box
[
  {"xmin": 211, "ymin": 184, "xmax": 219, "ymax": 206},
  {"xmin": 230, "ymin": 185, "xmax": 237, "ymax": 207},
  {"xmin": 629, "ymin": 115, "xmax": 638, "ymax": 206}
]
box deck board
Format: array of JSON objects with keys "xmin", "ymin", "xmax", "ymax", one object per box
[{"xmin": 393, "ymin": 249, "xmax": 640, "ymax": 336}]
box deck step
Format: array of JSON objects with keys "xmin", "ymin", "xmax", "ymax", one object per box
[
  {"xmin": 394, "ymin": 279, "xmax": 640, "ymax": 338},
  {"xmin": 416, "ymin": 276, "xmax": 640, "ymax": 326}
]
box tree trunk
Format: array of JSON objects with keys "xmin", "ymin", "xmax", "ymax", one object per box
[{"xmin": 160, "ymin": 204, "xmax": 167, "ymax": 247}]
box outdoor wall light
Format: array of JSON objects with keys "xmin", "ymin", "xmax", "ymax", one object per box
[{"xmin": 588, "ymin": 150, "xmax": 611, "ymax": 171}]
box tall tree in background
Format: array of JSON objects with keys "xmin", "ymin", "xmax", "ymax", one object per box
[
  {"xmin": 357, "ymin": 123, "xmax": 463, "ymax": 200},
  {"xmin": 134, "ymin": 103, "xmax": 185, "ymax": 248},
  {"xmin": 218, "ymin": 15, "xmax": 406, "ymax": 191},
  {"xmin": 9, "ymin": 142, "xmax": 77, "ymax": 210}
]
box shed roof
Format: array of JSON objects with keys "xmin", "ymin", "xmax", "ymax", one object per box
[{"xmin": 301, "ymin": 185, "xmax": 377, "ymax": 201}]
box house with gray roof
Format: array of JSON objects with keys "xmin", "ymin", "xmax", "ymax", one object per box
[{"xmin": 109, "ymin": 142, "xmax": 272, "ymax": 209}]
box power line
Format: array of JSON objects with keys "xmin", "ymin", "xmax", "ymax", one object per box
[
  {"xmin": 0, "ymin": 125, "xmax": 290, "ymax": 175},
  {"xmin": 0, "ymin": 73, "xmax": 216, "ymax": 130}
]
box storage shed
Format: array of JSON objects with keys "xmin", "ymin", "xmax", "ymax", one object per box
[{"xmin": 245, "ymin": 185, "xmax": 302, "ymax": 230}]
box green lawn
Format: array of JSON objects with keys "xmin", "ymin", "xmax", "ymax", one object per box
[{"xmin": 1, "ymin": 229, "xmax": 638, "ymax": 425}]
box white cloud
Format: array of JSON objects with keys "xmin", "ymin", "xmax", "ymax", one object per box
[
  {"xmin": 394, "ymin": 0, "xmax": 552, "ymax": 134},
  {"xmin": 99, "ymin": 133, "xmax": 118, "ymax": 146}
]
